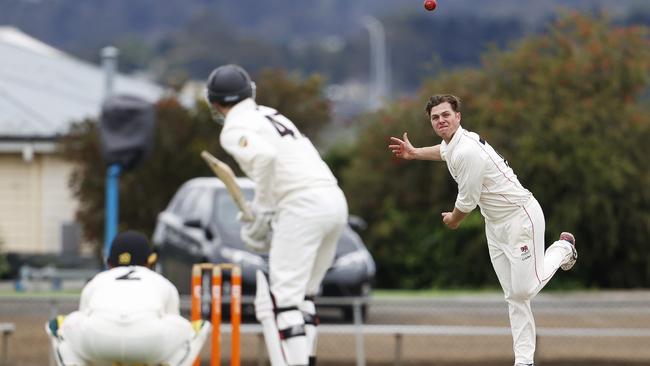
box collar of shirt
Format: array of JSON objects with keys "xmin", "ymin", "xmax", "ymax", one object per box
[
  {"xmin": 225, "ymin": 98, "xmax": 257, "ymax": 123},
  {"xmin": 439, "ymin": 125, "xmax": 465, "ymax": 161}
]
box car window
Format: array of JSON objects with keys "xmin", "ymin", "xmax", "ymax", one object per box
[
  {"xmin": 336, "ymin": 227, "xmax": 362, "ymax": 256},
  {"xmin": 175, "ymin": 187, "xmax": 208, "ymax": 220},
  {"xmin": 193, "ymin": 188, "xmax": 214, "ymax": 224},
  {"xmin": 212, "ymin": 188, "xmax": 254, "ymax": 243},
  {"xmin": 167, "ymin": 187, "xmax": 188, "ymax": 214}
]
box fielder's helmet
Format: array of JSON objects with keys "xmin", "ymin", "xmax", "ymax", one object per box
[{"xmin": 206, "ymin": 64, "xmax": 254, "ymax": 105}]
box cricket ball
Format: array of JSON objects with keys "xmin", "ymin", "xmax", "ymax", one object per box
[{"xmin": 424, "ymin": 0, "xmax": 437, "ymax": 11}]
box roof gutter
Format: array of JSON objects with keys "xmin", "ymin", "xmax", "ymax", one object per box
[{"xmin": 0, "ymin": 137, "xmax": 59, "ymax": 161}]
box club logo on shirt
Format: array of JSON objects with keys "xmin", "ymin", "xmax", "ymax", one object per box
[
  {"xmin": 239, "ymin": 136, "xmax": 248, "ymax": 147},
  {"xmin": 520, "ymin": 245, "xmax": 531, "ymax": 261},
  {"xmin": 118, "ymin": 252, "xmax": 132, "ymax": 265}
]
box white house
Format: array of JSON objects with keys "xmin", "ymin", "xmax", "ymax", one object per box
[{"xmin": 0, "ymin": 26, "xmax": 164, "ymax": 255}]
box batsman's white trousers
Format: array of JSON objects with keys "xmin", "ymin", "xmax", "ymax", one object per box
[
  {"xmin": 270, "ymin": 186, "xmax": 348, "ymax": 307},
  {"xmin": 486, "ymin": 197, "xmax": 574, "ymax": 365},
  {"xmin": 56, "ymin": 310, "xmax": 196, "ymax": 365}
]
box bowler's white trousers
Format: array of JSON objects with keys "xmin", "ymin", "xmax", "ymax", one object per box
[
  {"xmin": 485, "ymin": 198, "xmax": 574, "ymax": 365},
  {"xmin": 270, "ymin": 185, "xmax": 348, "ymax": 308}
]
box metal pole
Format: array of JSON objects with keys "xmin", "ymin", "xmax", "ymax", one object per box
[
  {"xmin": 1, "ymin": 327, "xmax": 11, "ymax": 366},
  {"xmin": 257, "ymin": 333, "xmax": 265, "ymax": 366},
  {"xmin": 353, "ymin": 298, "xmax": 366, "ymax": 366},
  {"xmin": 101, "ymin": 46, "xmax": 118, "ymax": 101},
  {"xmin": 536, "ymin": 334, "xmax": 541, "ymax": 366},
  {"xmin": 103, "ymin": 164, "xmax": 121, "ymax": 264},
  {"xmin": 361, "ymin": 15, "xmax": 390, "ymax": 111},
  {"xmin": 49, "ymin": 299, "xmax": 58, "ymax": 366},
  {"xmin": 393, "ymin": 333, "xmax": 402, "ymax": 366},
  {"xmin": 1, "ymin": 334, "xmax": 6, "ymax": 366},
  {"xmin": 101, "ymin": 46, "xmax": 120, "ymax": 266}
]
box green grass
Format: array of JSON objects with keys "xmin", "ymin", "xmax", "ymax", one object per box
[
  {"xmin": 372, "ymin": 287, "xmax": 503, "ymax": 298},
  {"xmin": 0, "ymin": 289, "xmax": 82, "ymax": 298},
  {"xmin": 371, "ymin": 285, "xmax": 597, "ymax": 298}
]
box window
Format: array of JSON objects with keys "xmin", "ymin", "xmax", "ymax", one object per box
[
  {"xmin": 212, "ymin": 187, "xmax": 254, "ymax": 248},
  {"xmin": 174, "ymin": 187, "xmax": 208, "ymax": 221}
]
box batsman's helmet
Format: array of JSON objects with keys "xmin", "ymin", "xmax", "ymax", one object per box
[{"xmin": 206, "ymin": 64, "xmax": 255, "ymax": 106}]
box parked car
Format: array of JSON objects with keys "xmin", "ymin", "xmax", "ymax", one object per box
[{"xmin": 152, "ymin": 177, "xmax": 376, "ymax": 321}]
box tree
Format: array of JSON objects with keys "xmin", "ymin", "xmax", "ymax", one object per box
[
  {"xmin": 338, "ymin": 13, "xmax": 650, "ymax": 289},
  {"xmin": 255, "ymin": 69, "xmax": 331, "ymax": 142},
  {"xmin": 61, "ymin": 70, "xmax": 331, "ymax": 256}
]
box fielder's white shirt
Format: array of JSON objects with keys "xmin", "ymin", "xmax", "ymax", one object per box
[
  {"xmin": 440, "ymin": 126, "xmax": 532, "ymax": 222},
  {"xmin": 79, "ymin": 266, "xmax": 180, "ymax": 318},
  {"xmin": 220, "ymin": 98, "xmax": 338, "ymax": 208}
]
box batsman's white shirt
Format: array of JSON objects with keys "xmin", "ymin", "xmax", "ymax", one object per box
[
  {"xmin": 220, "ymin": 98, "xmax": 347, "ymax": 307},
  {"xmin": 220, "ymin": 98, "xmax": 339, "ymax": 209},
  {"xmin": 59, "ymin": 266, "xmax": 195, "ymax": 364},
  {"xmin": 439, "ymin": 126, "xmax": 532, "ymax": 221}
]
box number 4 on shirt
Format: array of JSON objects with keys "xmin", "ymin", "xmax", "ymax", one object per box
[{"xmin": 265, "ymin": 114, "xmax": 297, "ymax": 138}]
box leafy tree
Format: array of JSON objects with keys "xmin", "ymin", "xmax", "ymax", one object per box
[
  {"xmin": 61, "ymin": 71, "xmax": 331, "ymax": 256},
  {"xmin": 255, "ymin": 69, "xmax": 331, "ymax": 141},
  {"xmin": 339, "ymin": 13, "xmax": 650, "ymax": 289}
]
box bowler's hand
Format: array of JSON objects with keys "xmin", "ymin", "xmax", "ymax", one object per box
[
  {"xmin": 389, "ymin": 132, "xmax": 417, "ymax": 160},
  {"xmin": 441, "ymin": 212, "xmax": 460, "ymax": 230}
]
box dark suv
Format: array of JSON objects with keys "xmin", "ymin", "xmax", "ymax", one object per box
[{"xmin": 152, "ymin": 177, "xmax": 375, "ymax": 320}]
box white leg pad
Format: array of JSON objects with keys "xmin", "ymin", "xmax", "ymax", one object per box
[
  {"xmin": 255, "ymin": 270, "xmax": 288, "ymax": 366},
  {"xmin": 276, "ymin": 309, "xmax": 309, "ymax": 365},
  {"xmin": 299, "ymin": 299, "xmax": 318, "ymax": 361},
  {"xmin": 169, "ymin": 320, "xmax": 212, "ymax": 366},
  {"xmin": 45, "ymin": 321, "xmax": 87, "ymax": 366}
]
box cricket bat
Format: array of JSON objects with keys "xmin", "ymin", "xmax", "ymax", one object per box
[{"xmin": 200, "ymin": 151, "xmax": 254, "ymax": 222}]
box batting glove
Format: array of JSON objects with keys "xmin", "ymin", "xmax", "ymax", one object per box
[
  {"xmin": 239, "ymin": 203, "xmax": 274, "ymax": 252},
  {"xmin": 240, "ymin": 229, "xmax": 271, "ymax": 253}
]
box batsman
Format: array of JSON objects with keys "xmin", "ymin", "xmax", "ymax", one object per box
[{"xmin": 205, "ymin": 64, "xmax": 348, "ymax": 366}]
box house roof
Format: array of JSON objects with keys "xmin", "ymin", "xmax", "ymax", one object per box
[{"xmin": 0, "ymin": 26, "xmax": 165, "ymax": 139}]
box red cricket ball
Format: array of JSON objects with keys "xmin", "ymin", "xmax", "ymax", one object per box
[{"xmin": 424, "ymin": 0, "xmax": 437, "ymax": 11}]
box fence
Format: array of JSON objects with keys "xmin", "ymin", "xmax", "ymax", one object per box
[
  {"xmin": 2, "ymin": 291, "xmax": 650, "ymax": 365},
  {"xmin": 14, "ymin": 265, "xmax": 99, "ymax": 292}
]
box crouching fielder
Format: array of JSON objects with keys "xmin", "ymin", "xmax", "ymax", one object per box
[
  {"xmin": 206, "ymin": 64, "xmax": 348, "ymax": 365},
  {"xmin": 46, "ymin": 231, "xmax": 210, "ymax": 366}
]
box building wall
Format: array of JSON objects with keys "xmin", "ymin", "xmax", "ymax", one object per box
[
  {"xmin": 0, "ymin": 153, "xmax": 79, "ymax": 254},
  {"xmin": 41, "ymin": 154, "xmax": 79, "ymax": 253}
]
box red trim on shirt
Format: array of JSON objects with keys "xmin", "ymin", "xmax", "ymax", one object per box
[{"xmin": 522, "ymin": 206, "xmax": 541, "ymax": 284}]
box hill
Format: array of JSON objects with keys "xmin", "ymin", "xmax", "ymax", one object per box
[{"xmin": 1, "ymin": 0, "xmax": 648, "ymax": 93}]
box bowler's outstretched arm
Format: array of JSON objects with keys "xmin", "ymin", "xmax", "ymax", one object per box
[{"xmin": 389, "ymin": 132, "xmax": 442, "ymax": 161}]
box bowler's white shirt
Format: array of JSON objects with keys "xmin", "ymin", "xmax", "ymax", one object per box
[
  {"xmin": 80, "ymin": 266, "xmax": 180, "ymax": 318},
  {"xmin": 220, "ymin": 99, "xmax": 338, "ymax": 208},
  {"xmin": 440, "ymin": 126, "xmax": 532, "ymax": 222}
]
